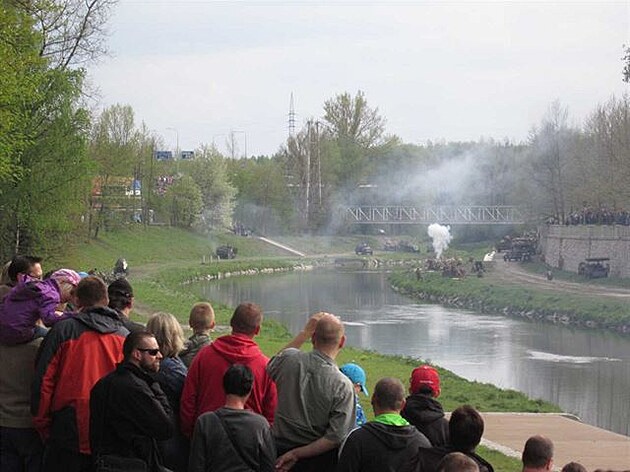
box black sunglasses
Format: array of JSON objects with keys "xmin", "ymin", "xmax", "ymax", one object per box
[{"xmin": 137, "ymin": 348, "xmax": 160, "ymax": 356}]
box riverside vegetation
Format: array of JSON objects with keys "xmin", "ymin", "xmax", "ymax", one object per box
[
  {"xmin": 57, "ymin": 227, "xmax": 562, "ymax": 471},
  {"xmin": 389, "ymin": 263, "xmax": 630, "ymax": 334}
]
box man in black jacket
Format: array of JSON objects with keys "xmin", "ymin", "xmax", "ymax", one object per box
[
  {"xmin": 414, "ymin": 405, "xmax": 494, "ymax": 472},
  {"xmin": 401, "ymin": 365, "xmax": 449, "ymax": 447},
  {"xmin": 90, "ymin": 331, "xmax": 174, "ymax": 472},
  {"xmin": 189, "ymin": 364, "xmax": 276, "ymax": 472},
  {"xmin": 337, "ymin": 377, "xmax": 431, "ymax": 472}
]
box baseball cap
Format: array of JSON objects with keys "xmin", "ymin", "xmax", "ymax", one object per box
[
  {"xmin": 50, "ymin": 269, "xmax": 81, "ymax": 287},
  {"xmin": 340, "ymin": 363, "xmax": 369, "ymax": 396},
  {"xmin": 410, "ymin": 365, "xmax": 441, "ymax": 397}
]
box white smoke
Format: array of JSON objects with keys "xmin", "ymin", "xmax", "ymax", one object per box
[{"xmin": 427, "ymin": 223, "xmax": 452, "ymax": 259}]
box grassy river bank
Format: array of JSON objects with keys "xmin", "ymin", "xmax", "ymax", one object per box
[{"xmin": 57, "ymin": 227, "xmax": 561, "ymax": 471}]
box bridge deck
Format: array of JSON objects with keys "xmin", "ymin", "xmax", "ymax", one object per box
[{"xmin": 345, "ymin": 205, "xmax": 525, "ymax": 225}]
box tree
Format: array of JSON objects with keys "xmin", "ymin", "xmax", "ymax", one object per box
[
  {"xmin": 88, "ymin": 104, "xmax": 140, "ymax": 237},
  {"xmin": 164, "ymin": 176, "xmax": 203, "ymax": 228},
  {"xmin": 528, "ymin": 101, "xmax": 576, "ymax": 221},
  {"xmin": 12, "ymin": 0, "xmax": 118, "ymax": 70},
  {"xmin": 184, "ymin": 145, "xmax": 236, "ymax": 230},
  {"xmin": 623, "ymin": 45, "xmax": 630, "ymax": 83},
  {"xmin": 323, "ymin": 90, "xmax": 388, "ymax": 149},
  {"xmin": 0, "ymin": 4, "xmax": 93, "ymax": 259}
]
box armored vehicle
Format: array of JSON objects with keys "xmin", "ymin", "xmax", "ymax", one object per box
[
  {"xmin": 355, "ymin": 242, "xmax": 373, "ymax": 256},
  {"xmin": 578, "ymin": 257, "xmax": 610, "ymax": 279},
  {"xmin": 216, "ymin": 245, "xmax": 237, "ymax": 260}
]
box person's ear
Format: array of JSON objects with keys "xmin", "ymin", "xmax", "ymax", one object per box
[
  {"xmin": 254, "ymin": 325, "xmax": 261, "ymax": 336},
  {"xmin": 210, "ymin": 320, "xmax": 216, "ymax": 329},
  {"xmin": 339, "ymin": 335, "xmax": 346, "ymax": 349}
]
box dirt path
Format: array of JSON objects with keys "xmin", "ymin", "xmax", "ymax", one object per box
[{"xmin": 488, "ymin": 256, "xmax": 630, "ymax": 299}]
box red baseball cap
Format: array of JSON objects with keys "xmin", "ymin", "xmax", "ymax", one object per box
[{"xmin": 410, "ymin": 365, "xmax": 441, "ymax": 397}]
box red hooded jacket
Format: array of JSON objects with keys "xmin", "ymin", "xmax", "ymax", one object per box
[{"xmin": 180, "ymin": 333, "xmax": 277, "ymax": 437}]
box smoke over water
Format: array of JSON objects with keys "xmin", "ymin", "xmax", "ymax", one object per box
[{"xmin": 427, "ymin": 223, "xmax": 452, "ymax": 258}]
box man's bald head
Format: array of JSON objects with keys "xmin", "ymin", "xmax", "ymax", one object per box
[
  {"xmin": 312, "ymin": 313, "xmax": 344, "ymax": 348},
  {"xmin": 437, "ymin": 452, "xmax": 480, "ymax": 472}
]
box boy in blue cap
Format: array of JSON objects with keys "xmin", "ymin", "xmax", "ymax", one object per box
[{"xmin": 340, "ymin": 363, "xmax": 369, "ymax": 427}]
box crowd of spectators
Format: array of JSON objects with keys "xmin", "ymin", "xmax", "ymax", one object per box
[
  {"xmin": 547, "ymin": 205, "xmax": 630, "ymax": 226},
  {"xmin": 1, "ymin": 254, "xmax": 628, "ymax": 472}
]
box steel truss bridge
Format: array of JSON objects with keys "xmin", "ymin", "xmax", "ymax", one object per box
[{"xmin": 345, "ymin": 205, "xmax": 525, "ymax": 225}]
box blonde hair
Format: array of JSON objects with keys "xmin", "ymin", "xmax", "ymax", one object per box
[
  {"xmin": 146, "ymin": 312, "xmax": 185, "ymax": 358},
  {"xmin": 189, "ymin": 302, "xmax": 215, "ymax": 331}
]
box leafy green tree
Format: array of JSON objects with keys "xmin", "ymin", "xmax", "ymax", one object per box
[
  {"xmin": 164, "ymin": 175, "xmax": 203, "ymax": 228},
  {"xmin": 229, "ymin": 156, "xmax": 294, "ymax": 234},
  {"xmin": 183, "ymin": 145, "xmax": 236, "ymax": 230},
  {"xmin": 88, "ymin": 104, "xmax": 141, "ymax": 237},
  {"xmin": 0, "ymin": 4, "xmax": 93, "ymax": 259},
  {"xmin": 323, "ymin": 90, "xmax": 387, "ymax": 149}
]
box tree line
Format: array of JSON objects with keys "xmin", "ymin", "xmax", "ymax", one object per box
[{"xmin": 3, "ymin": 1, "xmax": 630, "ymax": 262}]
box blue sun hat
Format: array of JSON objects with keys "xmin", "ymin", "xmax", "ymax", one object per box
[{"xmin": 340, "ymin": 363, "xmax": 369, "ymax": 396}]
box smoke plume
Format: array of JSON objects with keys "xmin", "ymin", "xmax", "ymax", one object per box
[{"xmin": 427, "ymin": 223, "xmax": 452, "ymax": 258}]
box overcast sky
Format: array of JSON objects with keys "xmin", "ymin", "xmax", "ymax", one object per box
[{"xmin": 90, "ymin": 1, "xmax": 630, "ymax": 156}]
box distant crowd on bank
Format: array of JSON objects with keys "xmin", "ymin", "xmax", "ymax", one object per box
[
  {"xmin": 546, "ymin": 205, "xmax": 630, "ymax": 226},
  {"xmin": 1, "ymin": 255, "xmax": 628, "ymax": 472}
]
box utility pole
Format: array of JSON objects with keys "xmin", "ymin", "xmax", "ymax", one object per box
[
  {"xmin": 316, "ymin": 121, "xmax": 322, "ymax": 205},
  {"xmin": 288, "ymin": 92, "xmax": 296, "ymax": 137}
]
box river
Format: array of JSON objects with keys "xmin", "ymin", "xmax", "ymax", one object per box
[{"xmin": 193, "ymin": 268, "xmax": 630, "ymax": 436}]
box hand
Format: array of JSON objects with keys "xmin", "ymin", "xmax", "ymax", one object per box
[
  {"xmin": 275, "ymin": 450, "xmax": 299, "ymax": 472},
  {"xmin": 302, "ymin": 312, "xmax": 327, "ymax": 338}
]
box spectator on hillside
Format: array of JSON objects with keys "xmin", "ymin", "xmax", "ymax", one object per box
[
  {"xmin": 437, "ymin": 452, "xmax": 480, "ymax": 472},
  {"xmin": 561, "ymin": 463, "xmax": 587, "ymax": 472},
  {"xmin": 90, "ymin": 331, "xmax": 173, "ymax": 472},
  {"xmin": 0, "ymin": 268, "xmax": 80, "ymax": 345},
  {"xmin": 108, "ymin": 278, "xmax": 144, "ymax": 332},
  {"xmin": 401, "ymin": 365, "xmax": 449, "ymax": 446},
  {"xmin": 146, "ymin": 312, "xmax": 188, "ymax": 472},
  {"xmin": 267, "ymin": 312, "xmax": 355, "ymax": 471},
  {"xmin": 0, "ymin": 338, "xmax": 44, "ymax": 472},
  {"xmin": 180, "ymin": 301, "xmax": 215, "ymax": 368},
  {"xmin": 180, "ymin": 302, "xmax": 277, "ymax": 437},
  {"xmin": 522, "ymin": 435, "xmax": 554, "ymax": 472},
  {"xmin": 340, "ymin": 363, "xmax": 369, "ymax": 427},
  {"xmin": 189, "ymin": 364, "xmax": 276, "ymax": 472},
  {"xmin": 414, "ymin": 405, "xmax": 495, "ymax": 472},
  {"xmin": 337, "ymin": 377, "xmax": 430, "ymax": 472},
  {"xmin": 32, "ymin": 276, "xmax": 128, "ymax": 472}
]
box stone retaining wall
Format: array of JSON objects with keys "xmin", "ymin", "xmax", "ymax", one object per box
[{"xmin": 540, "ymin": 225, "xmax": 630, "ymax": 278}]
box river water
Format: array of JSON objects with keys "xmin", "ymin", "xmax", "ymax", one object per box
[{"xmin": 193, "ymin": 269, "xmax": 630, "ymax": 436}]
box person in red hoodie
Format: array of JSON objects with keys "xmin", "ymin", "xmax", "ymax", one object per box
[{"xmin": 180, "ymin": 302, "xmax": 277, "ymax": 437}]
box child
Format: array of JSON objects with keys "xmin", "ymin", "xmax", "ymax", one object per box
[
  {"xmin": 180, "ymin": 302, "xmax": 215, "ymax": 368},
  {"xmin": 0, "ymin": 269, "xmax": 81, "ymax": 345},
  {"xmin": 340, "ymin": 362, "xmax": 369, "ymax": 427}
]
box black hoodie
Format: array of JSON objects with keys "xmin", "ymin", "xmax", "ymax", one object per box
[
  {"xmin": 401, "ymin": 394, "xmax": 450, "ymax": 446},
  {"xmin": 338, "ymin": 421, "xmax": 431, "ymax": 472}
]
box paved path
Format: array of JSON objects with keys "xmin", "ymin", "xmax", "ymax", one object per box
[{"xmin": 480, "ymin": 413, "xmax": 630, "ymax": 470}]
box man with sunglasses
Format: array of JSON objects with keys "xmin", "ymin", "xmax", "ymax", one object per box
[{"xmin": 90, "ymin": 331, "xmax": 174, "ymax": 472}]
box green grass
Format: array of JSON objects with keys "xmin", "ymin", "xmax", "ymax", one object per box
[
  {"xmin": 54, "ymin": 228, "xmax": 561, "ymax": 472},
  {"xmin": 390, "ymin": 269, "xmax": 630, "ymax": 329}
]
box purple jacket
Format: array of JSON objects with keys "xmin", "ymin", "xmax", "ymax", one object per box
[{"xmin": 0, "ymin": 277, "xmax": 71, "ymax": 345}]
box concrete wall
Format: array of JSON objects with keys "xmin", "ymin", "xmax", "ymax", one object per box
[{"xmin": 540, "ymin": 225, "xmax": 630, "ymax": 278}]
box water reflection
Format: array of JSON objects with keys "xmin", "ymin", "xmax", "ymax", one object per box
[{"xmin": 194, "ymin": 269, "xmax": 630, "ymax": 436}]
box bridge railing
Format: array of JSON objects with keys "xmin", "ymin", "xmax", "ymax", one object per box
[{"xmin": 345, "ymin": 205, "xmax": 525, "ymax": 225}]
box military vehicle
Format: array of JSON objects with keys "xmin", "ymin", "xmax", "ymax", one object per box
[
  {"xmin": 355, "ymin": 242, "xmax": 373, "ymax": 256},
  {"xmin": 503, "ymin": 237, "xmax": 536, "ymax": 262},
  {"xmin": 578, "ymin": 257, "xmax": 610, "ymax": 279},
  {"xmin": 216, "ymin": 245, "xmax": 237, "ymax": 259}
]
